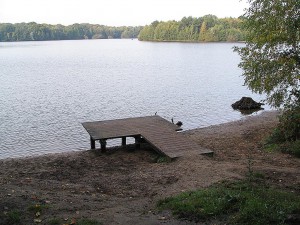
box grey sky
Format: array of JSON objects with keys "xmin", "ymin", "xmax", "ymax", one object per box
[{"xmin": 0, "ymin": 0, "xmax": 248, "ymax": 26}]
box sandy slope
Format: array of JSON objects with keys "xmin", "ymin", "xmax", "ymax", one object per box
[{"xmin": 0, "ymin": 111, "xmax": 299, "ymax": 225}]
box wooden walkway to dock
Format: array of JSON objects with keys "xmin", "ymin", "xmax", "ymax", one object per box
[{"xmin": 82, "ymin": 116, "xmax": 213, "ymax": 158}]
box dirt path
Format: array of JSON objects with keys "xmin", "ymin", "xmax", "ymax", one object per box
[{"xmin": 0, "ymin": 111, "xmax": 299, "ymax": 225}]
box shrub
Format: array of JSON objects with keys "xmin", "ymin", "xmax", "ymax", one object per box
[
  {"xmin": 157, "ymin": 180, "xmax": 300, "ymax": 224},
  {"xmin": 280, "ymin": 140, "xmax": 300, "ymax": 157},
  {"xmin": 277, "ymin": 107, "xmax": 300, "ymax": 142},
  {"xmin": 266, "ymin": 100, "xmax": 300, "ymax": 157}
]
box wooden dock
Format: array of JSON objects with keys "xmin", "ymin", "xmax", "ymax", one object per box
[{"xmin": 82, "ymin": 115, "xmax": 213, "ymax": 158}]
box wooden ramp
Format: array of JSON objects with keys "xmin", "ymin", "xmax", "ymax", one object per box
[{"xmin": 82, "ymin": 116, "xmax": 213, "ymax": 158}]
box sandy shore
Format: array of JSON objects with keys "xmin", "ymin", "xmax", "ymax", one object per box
[{"xmin": 0, "ymin": 110, "xmax": 299, "ymax": 225}]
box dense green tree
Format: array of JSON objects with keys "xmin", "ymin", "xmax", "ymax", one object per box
[
  {"xmin": 154, "ymin": 22, "xmax": 169, "ymax": 40},
  {"xmin": 198, "ymin": 21, "xmax": 207, "ymax": 41},
  {"xmin": 0, "ymin": 17, "xmax": 245, "ymax": 43},
  {"xmin": 121, "ymin": 26, "xmax": 143, "ymax": 38},
  {"xmin": 138, "ymin": 25, "xmax": 155, "ymax": 40},
  {"xmin": 0, "ymin": 23, "xmax": 142, "ymax": 42},
  {"xmin": 226, "ymin": 28, "xmax": 244, "ymax": 42},
  {"xmin": 202, "ymin": 14, "xmax": 218, "ymax": 29},
  {"xmin": 138, "ymin": 15, "xmax": 245, "ymax": 42},
  {"xmin": 234, "ymin": 0, "xmax": 300, "ymax": 107},
  {"xmin": 0, "ymin": 24, "xmax": 15, "ymax": 41},
  {"xmin": 235, "ymin": 0, "xmax": 300, "ymax": 151},
  {"xmin": 180, "ymin": 16, "xmax": 194, "ymax": 28}
]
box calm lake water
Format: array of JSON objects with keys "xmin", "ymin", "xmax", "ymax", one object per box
[{"xmin": 0, "ymin": 39, "xmax": 267, "ymax": 159}]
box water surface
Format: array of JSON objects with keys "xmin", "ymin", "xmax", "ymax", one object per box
[{"xmin": 0, "ymin": 40, "xmax": 266, "ymax": 159}]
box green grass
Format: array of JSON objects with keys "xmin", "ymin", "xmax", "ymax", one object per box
[
  {"xmin": 264, "ymin": 140, "xmax": 300, "ymax": 158},
  {"xmin": 47, "ymin": 218, "xmax": 61, "ymax": 225},
  {"xmin": 2, "ymin": 210, "xmax": 21, "ymax": 225},
  {"xmin": 157, "ymin": 180, "xmax": 300, "ymax": 225},
  {"xmin": 28, "ymin": 203, "xmax": 49, "ymax": 213},
  {"xmin": 280, "ymin": 140, "xmax": 300, "ymax": 157},
  {"xmin": 264, "ymin": 110, "xmax": 300, "ymax": 158},
  {"xmin": 156, "ymin": 156, "xmax": 172, "ymax": 163},
  {"xmin": 76, "ymin": 219, "xmax": 102, "ymax": 225}
]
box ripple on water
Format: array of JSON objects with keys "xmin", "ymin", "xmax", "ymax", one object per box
[{"xmin": 0, "ymin": 40, "xmax": 269, "ymax": 159}]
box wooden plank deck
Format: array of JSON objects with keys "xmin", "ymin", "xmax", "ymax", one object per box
[{"xmin": 82, "ymin": 115, "xmax": 213, "ymax": 158}]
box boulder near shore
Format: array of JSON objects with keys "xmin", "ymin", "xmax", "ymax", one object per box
[{"xmin": 232, "ymin": 96, "xmax": 264, "ymax": 110}]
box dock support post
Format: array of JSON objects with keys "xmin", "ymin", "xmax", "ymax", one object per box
[
  {"xmin": 90, "ymin": 136, "xmax": 95, "ymax": 149},
  {"xmin": 100, "ymin": 139, "xmax": 107, "ymax": 152},
  {"xmin": 122, "ymin": 137, "xmax": 126, "ymax": 146},
  {"xmin": 135, "ymin": 136, "xmax": 141, "ymax": 149}
]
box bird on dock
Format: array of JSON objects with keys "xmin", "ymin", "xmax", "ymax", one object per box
[
  {"xmin": 176, "ymin": 121, "xmax": 183, "ymax": 127},
  {"xmin": 171, "ymin": 118, "xmax": 174, "ymax": 124},
  {"xmin": 155, "ymin": 112, "xmax": 157, "ymax": 115}
]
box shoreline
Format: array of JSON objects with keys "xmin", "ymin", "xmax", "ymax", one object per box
[
  {"xmin": 0, "ymin": 110, "xmax": 278, "ymax": 161},
  {"xmin": 1, "ymin": 109, "xmax": 299, "ymax": 225},
  {"xmin": 138, "ymin": 39, "xmax": 246, "ymax": 44},
  {"xmin": 187, "ymin": 110, "xmax": 279, "ymax": 133}
]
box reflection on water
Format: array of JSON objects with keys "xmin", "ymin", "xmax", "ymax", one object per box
[
  {"xmin": 0, "ymin": 40, "xmax": 268, "ymax": 159},
  {"xmin": 238, "ymin": 108, "xmax": 264, "ymax": 115}
]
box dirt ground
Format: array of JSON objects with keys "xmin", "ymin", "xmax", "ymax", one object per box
[{"xmin": 0, "ymin": 111, "xmax": 299, "ymax": 225}]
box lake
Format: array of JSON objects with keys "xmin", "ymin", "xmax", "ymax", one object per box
[{"xmin": 0, "ymin": 39, "xmax": 267, "ymax": 159}]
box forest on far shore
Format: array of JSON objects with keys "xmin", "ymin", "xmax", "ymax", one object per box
[
  {"xmin": 139, "ymin": 15, "xmax": 246, "ymax": 42},
  {"xmin": 0, "ymin": 22, "xmax": 142, "ymax": 41},
  {"xmin": 0, "ymin": 15, "xmax": 245, "ymax": 42}
]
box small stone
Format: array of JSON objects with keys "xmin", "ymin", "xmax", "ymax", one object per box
[{"xmin": 158, "ymin": 216, "xmax": 166, "ymax": 220}]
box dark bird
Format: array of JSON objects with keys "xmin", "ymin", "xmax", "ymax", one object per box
[
  {"xmin": 155, "ymin": 112, "xmax": 157, "ymax": 115},
  {"xmin": 171, "ymin": 117, "xmax": 174, "ymax": 124},
  {"xmin": 176, "ymin": 121, "xmax": 183, "ymax": 127}
]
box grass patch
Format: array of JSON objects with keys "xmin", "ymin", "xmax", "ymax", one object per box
[
  {"xmin": 156, "ymin": 156, "xmax": 172, "ymax": 163},
  {"xmin": 5, "ymin": 210, "xmax": 21, "ymax": 225},
  {"xmin": 280, "ymin": 140, "xmax": 300, "ymax": 157},
  {"xmin": 76, "ymin": 219, "xmax": 102, "ymax": 225},
  {"xmin": 28, "ymin": 203, "xmax": 49, "ymax": 213},
  {"xmin": 157, "ymin": 180, "xmax": 300, "ymax": 224},
  {"xmin": 264, "ymin": 140, "xmax": 300, "ymax": 158},
  {"xmin": 47, "ymin": 218, "xmax": 61, "ymax": 225}
]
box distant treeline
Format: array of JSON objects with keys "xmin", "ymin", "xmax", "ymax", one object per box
[
  {"xmin": 138, "ymin": 15, "xmax": 246, "ymax": 42},
  {"xmin": 0, "ymin": 15, "xmax": 245, "ymax": 43},
  {"xmin": 0, "ymin": 22, "xmax": 143, "ymax": 42}
]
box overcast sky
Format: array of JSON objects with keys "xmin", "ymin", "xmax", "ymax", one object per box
[{"xmin": 0, "ymin": 0, "xmax": 248, "ymax": 26}]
